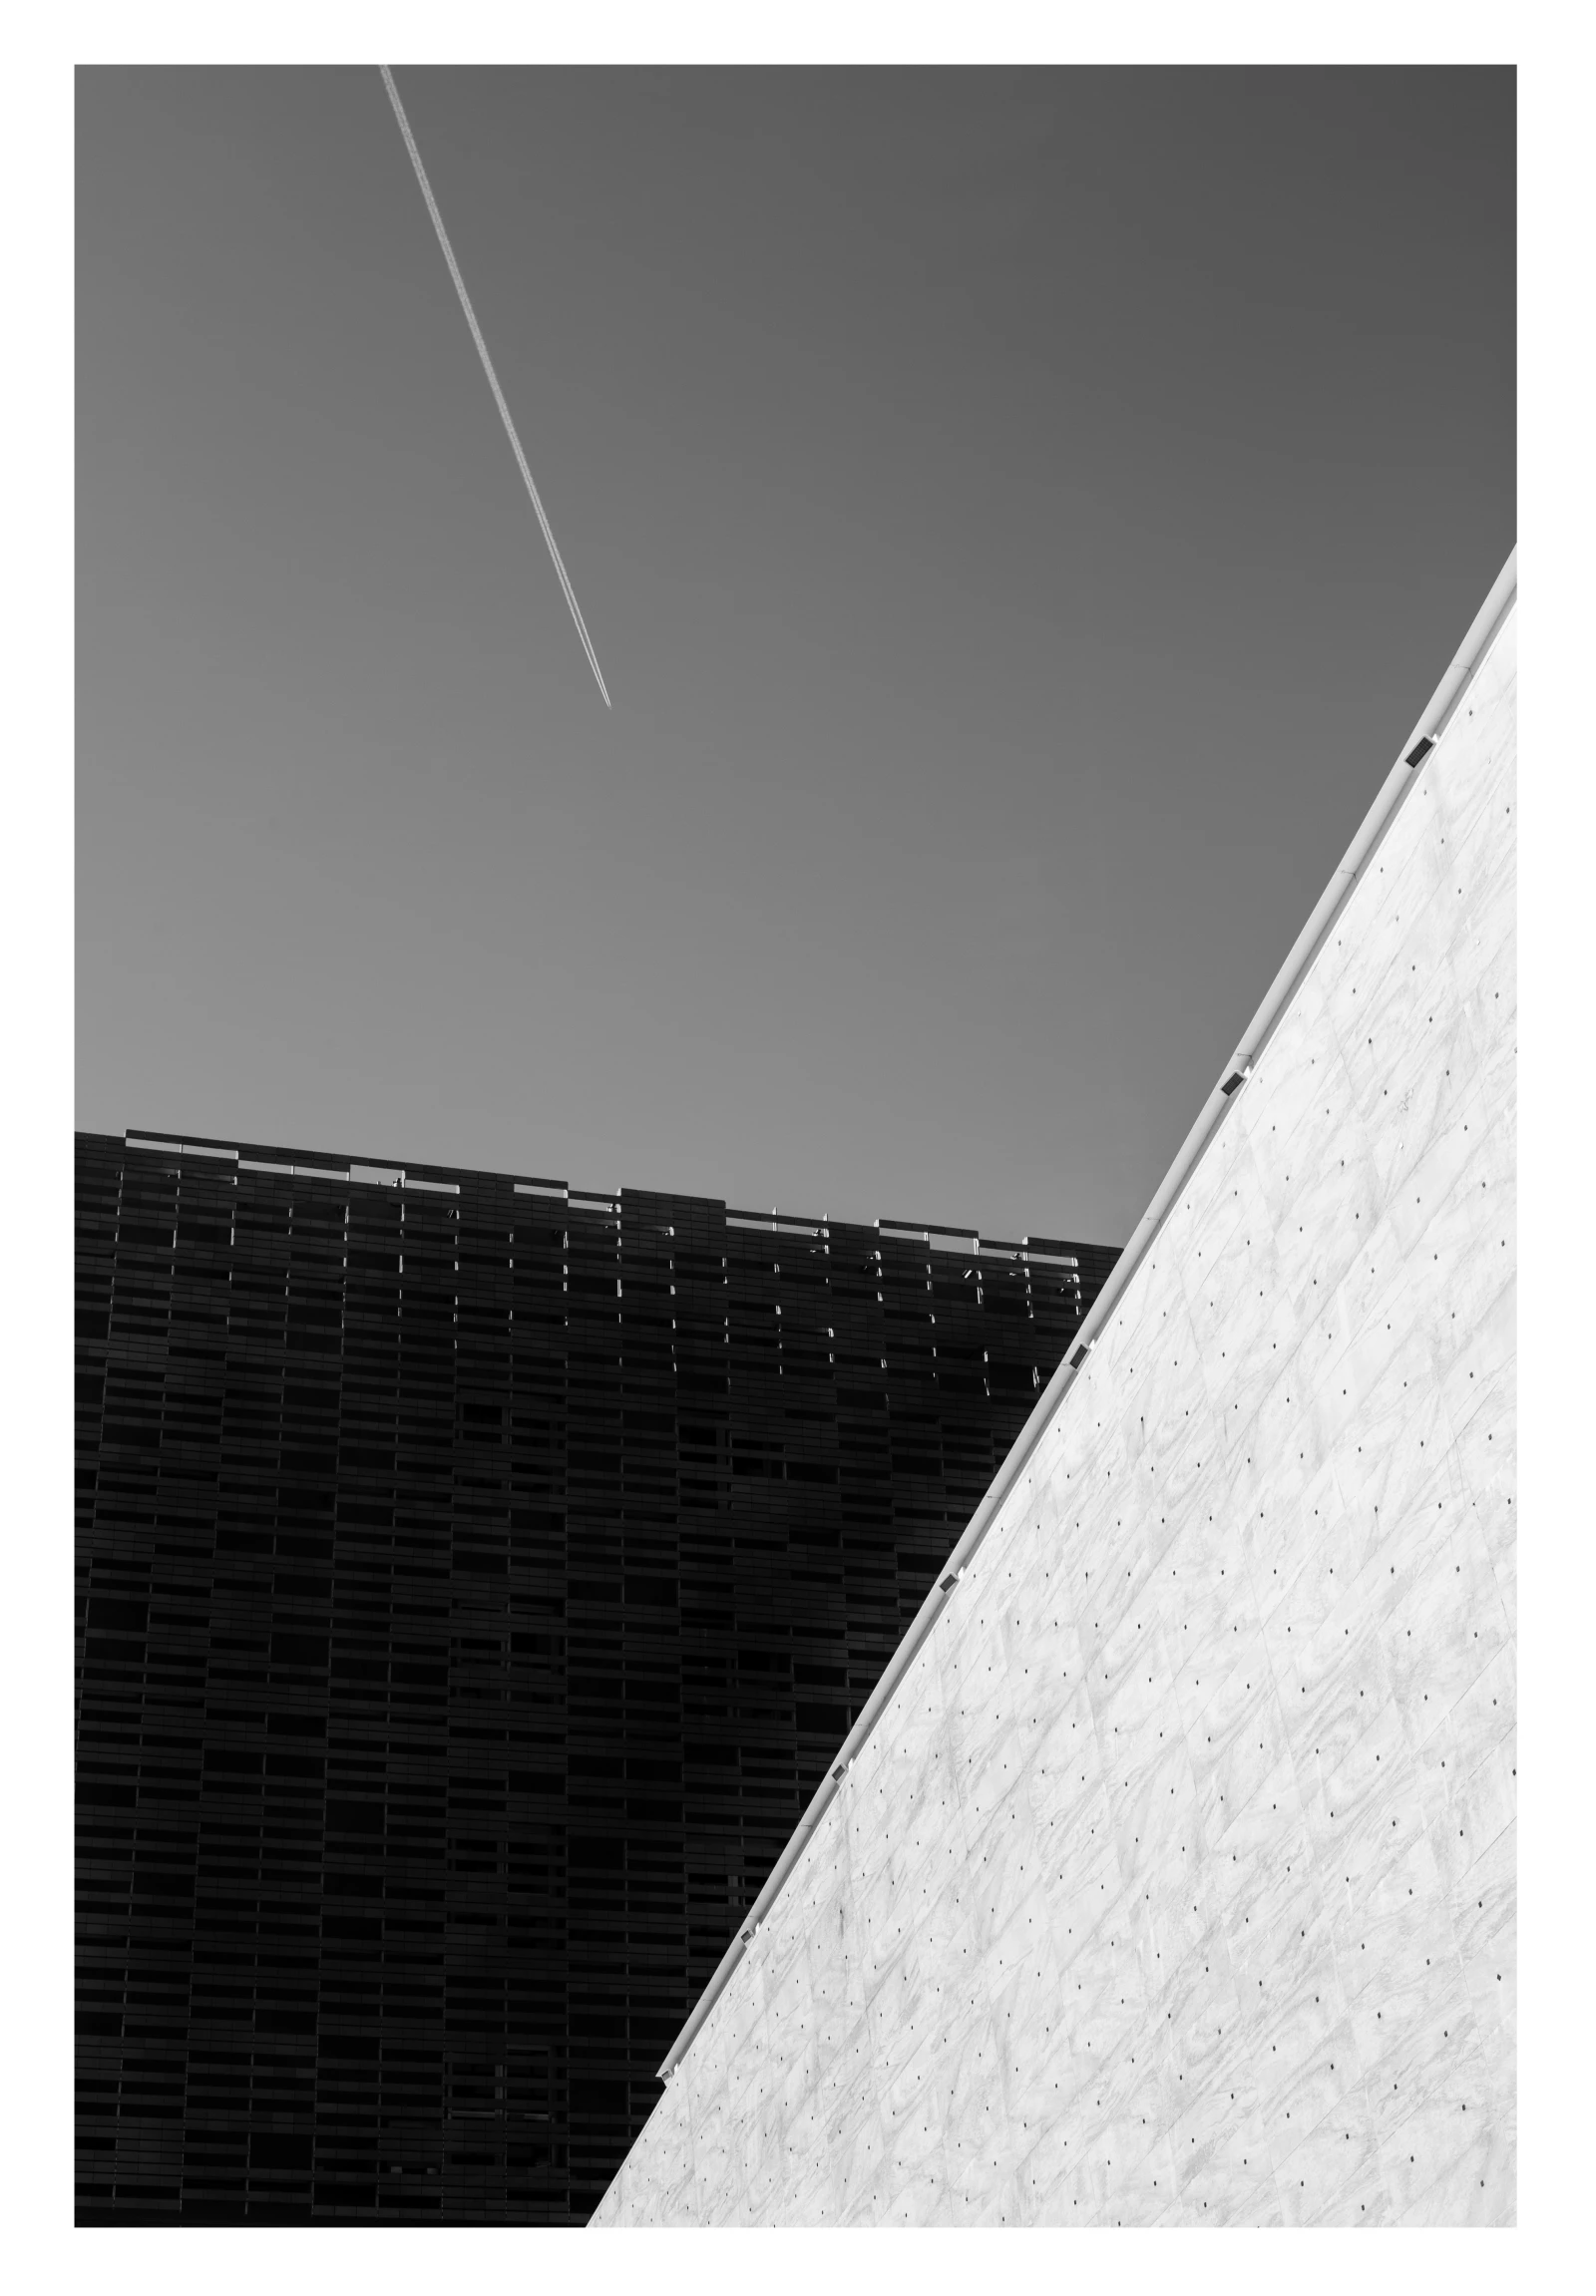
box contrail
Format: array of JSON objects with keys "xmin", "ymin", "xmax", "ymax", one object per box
[{"xmin": 379, "ymin": 64, "xmax": 612, "ymax": 709}]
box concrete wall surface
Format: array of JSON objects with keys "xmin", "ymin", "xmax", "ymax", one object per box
[{"xmin": 594, "ymin": 606, "xmax": 1516, "ymax": 2227}]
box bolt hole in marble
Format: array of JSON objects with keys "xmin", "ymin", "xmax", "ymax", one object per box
[{"xmin": 596, "ymin": 577, "xmax": 1516, "ymax": 2228}]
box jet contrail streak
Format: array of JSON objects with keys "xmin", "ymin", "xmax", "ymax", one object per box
[{"xmin": 379, "ymin": 64, "xmax": 612, "ymax": 709}]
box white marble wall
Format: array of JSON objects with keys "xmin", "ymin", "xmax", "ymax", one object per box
[{"xmin": 594, "ymin": 609, "xmax": 1516, "ymax": 2228}]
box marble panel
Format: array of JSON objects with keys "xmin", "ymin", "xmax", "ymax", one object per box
[
  {"xmin": 1429, "ymin": 1737, "xmax": 1516, "ymax": 1898},
  {"xmin": 1414, "ymin": 1111, "xmax": 1506, "ymax": 1313},
  {"xmin": 1352, "ymin": 1962, "xmax": 1483, "ymax": 2135},
  {"xmin": 1107, "ymin": 1732, "xmax": 1199, "ymax": 1891},
  {"xmin": 1459, "ymin": 914, "xmax": 1515, "ymax": 1070},
  {"xmin": 1439, "ymin": 1308, "xmax": 1513, "ymax": 1465},
  {"xmin": 1174, "ymin": 1151, "xmax": 1252, "ymax": 1299},
  {"xmin": 1428, "ymin": 628, "xmax": 1515, "ymax": 832},
  {"xmin": 1180, "ymin": 1591, "xmax": 1272, "ymax": 1718},
  {"xmin": 1141, "ymin": 1410, "xmax": 1223, "ymax": 1550},
  {"xmin": 1456, "ymin": 1936, "xmax": 1514, "ymax": 2073},
  {"xmin": 1441, "ymin": 756, "xmax": 1515, "ymax": 923},
  {"xmin": 1396, "ymin": 2114, "xmax": 1514, "ymax": 2226},
  {"xmin": 1284, "ymin": 1160, "xmax": 1387, "ymax": 1347},
  {"xmin": 1376, "ymin": 2026, "xmax": 1504, "ymax": 2216},
  {"xmin": 1380, "ymin": 1520, "xmax": 1511, "ymax": 1760},
  {"xmin": 1186, "ymin": 1211, "xmax": 1281, "ymax": 1372},
  {"xmin": 1143, "ymin": 1349, "xmax": 1221, "ymax": 1496},
  {"xmin": 1323, "ymin": 1761, "xmax": 1437, "ymax": 1933},
  {"xmin": 1249, "ymin": 1968, "xmax": 1346, "ymax": 2114},
  {"xmin": 1339, "ymin": 897, "xmax": 1464, "ymax": 1114},
  {"xmin": 1197, "ymin": 1689, "xmax": 1295, "ymax": 1853},
  {"xmin": 1339, "ymin": 1879, "xmax": 1445, "ymax": 2025},
  {"xmin": 1445, "ymin": 876, "xmax": 1515, "ymax": 1029},
  {"xmin": 1225, "ymin": 1843, "xmax": 1338, "ymax": 1983},
  {"xmin": 1331, "ymin": 800, "xmax": 1456, "ymax": 990},
  {"xmin": 1272, "ymin": 2096, "xmax": 1395, "ymax": 2225},
  {"xmin": 1012, "ymin": 2110, "xmax": 1095, "ymax": 2221},
  {"xmin": 1251, "ymin": 1116, "xmax": 1358, "ymax": 1287},
  {"xmin": 1449, "ymin": 1813, "xmax": 1514, "ymax": 1946},
  {"xmin": 869, "ymin": 2110, "xmax": 956, "ymax": 2225},
  {"xmin": 1409, "ymin": 1640, "xmax": 1514, "ymax": 1812},
  {"xmin": 1488, "ymin": 1543, "xmax": 1515, "ymax": 1638},
  {"xmin": 1284, "ymin": 1650, "xmax": 1401, "ymax": 1834},
  {"xmin": 1442, "ymin": 1288, "xmax": 1517, "ymax": 1478},
  {"xmin": 1239, "ymin": 968, "xmax": 1338, "ymax": 1154}
]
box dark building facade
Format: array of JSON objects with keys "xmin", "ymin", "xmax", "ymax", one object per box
[{"xmin": 75, "ymin": 1127, "xmax": 1117, "ymax": 2224}]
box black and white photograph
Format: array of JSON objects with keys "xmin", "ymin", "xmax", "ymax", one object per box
[{"xmin": 16, "ymin": 4, "xmax": 1586, "ymax": 2282}]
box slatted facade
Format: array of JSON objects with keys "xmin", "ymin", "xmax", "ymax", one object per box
[{"xmin": 75, "ymin": 1127, "xmax": 1116, "ymax": 2222}]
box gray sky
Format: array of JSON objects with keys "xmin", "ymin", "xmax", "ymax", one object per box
[{"xmin": 76, "ymin": 66, "xmax": 1514, "ymax": 1246}]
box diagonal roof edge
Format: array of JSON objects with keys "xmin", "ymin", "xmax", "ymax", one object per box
[{"xmin": 656, "ymin": 548, "xmax": 1518, "ymax": 2083}]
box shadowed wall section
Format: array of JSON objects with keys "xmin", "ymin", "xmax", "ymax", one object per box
[
  {"xmin": 595, "ymin": 601, "xmax": 1516, "ymax": 2227},
  {"xmin": 74, "ymin": 1140, "xmax": 1114, "ymax": 2222}
]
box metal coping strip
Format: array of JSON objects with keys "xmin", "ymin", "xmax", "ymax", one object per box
[
  {"xmin": 655, "ymin": 546, "xmax": 1517, "ymax": 2083},
  {"xmin": 126, "ymin": 1134, "xmax": 462, "ymax": 1194},
  {"xmin": 126, "ymin": 1134, "xmax": 237, "ymax": 1162}
]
